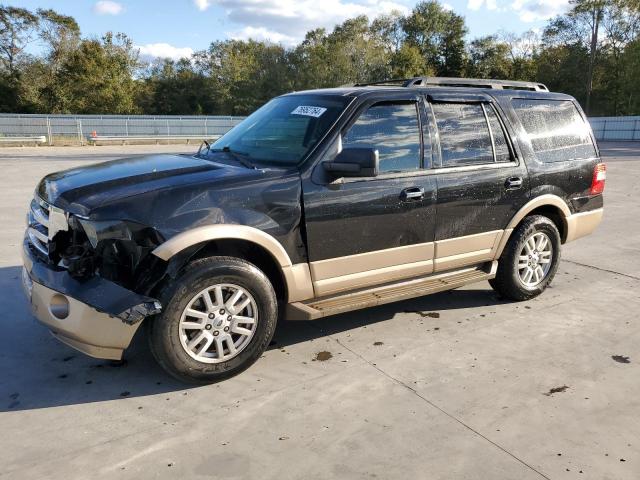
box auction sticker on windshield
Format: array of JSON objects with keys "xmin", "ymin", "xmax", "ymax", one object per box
[{"xmin": 291, "ymin": 106, "xmax": 327, "ymax": 118}]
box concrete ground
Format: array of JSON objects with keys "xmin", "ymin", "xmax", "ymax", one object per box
[{"xmin": 0, "ymin": 142, "xmax": 638, "ymax": 480}]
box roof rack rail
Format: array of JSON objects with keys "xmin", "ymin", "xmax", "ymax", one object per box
[{"xmin": 353, "ymin": 76, "xmax": 549, "ymax": 92}]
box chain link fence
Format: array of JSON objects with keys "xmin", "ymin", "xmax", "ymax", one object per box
[{"xmin": 0, "ymin": 114, "xmax": 246, "ymax": 145}]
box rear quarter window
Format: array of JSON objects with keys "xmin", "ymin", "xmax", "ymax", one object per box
[{"xmin": 511, "ymin": 99, "xmax": 597, "ymax": 163}]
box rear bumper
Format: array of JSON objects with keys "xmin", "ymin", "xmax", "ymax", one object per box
[
  {"xmin": 22, "ymin": 239, "xmax": 160, "ymax": 360},
  {"xmin": 565, "ymin": 208, "xmax": 604, "ymax": 243}
]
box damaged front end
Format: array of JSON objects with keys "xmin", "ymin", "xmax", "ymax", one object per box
[{"xmin": 25, "ymin": 195, "xmax": 165, "ymax": 325}]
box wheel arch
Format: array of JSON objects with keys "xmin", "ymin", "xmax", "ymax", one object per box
[
  {"xmin": 151, "ymin": 225, "xmax": 314, "ymax": 303},
  {"xmin": 494, "ymin": 194, "xmax": 571, "ymax": 259}
]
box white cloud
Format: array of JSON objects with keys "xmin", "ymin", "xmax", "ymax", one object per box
[
  {"xmin": 210, "ymin": 0, "xmax": 409, "ymax": 44},
  {"xmin": 136, "ymin": 43, "xmax": 194, "ymax": 60},
  {"xmin": 468, "ymin": 0, "xmax": 497, "ymax": 11},
  {"xmin": 193, "ymin": 0, "xmax": 212, "ymax": 11},
  {"xmin": 442, "ymin": 2, "xmax": 455, "ymax": 11},
  {"xmin": 511, "ymin": 0, "xmax": 570, "ymax": 22},
  {"xmin": 230, "ymin": 26, "xmax": 298, "ymax": 45},
  {"xmin": 93, "ymin": 0, "xmax": 123, "ymax": 15}
]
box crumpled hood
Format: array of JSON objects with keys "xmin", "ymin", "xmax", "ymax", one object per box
[{"xmin": 36, "ymin": 153, "xmax": 266, "ymax": 216}]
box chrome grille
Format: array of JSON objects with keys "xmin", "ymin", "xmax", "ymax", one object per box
[{"xmin": 27, "ymin": 196, "xmax": 68, "ymax": 257}]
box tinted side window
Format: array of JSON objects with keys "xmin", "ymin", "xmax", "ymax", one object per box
[
  {"xmin": 343, "ymin": 102, "xmax": 421, "ymax": 173},
  {"xmin": 485, "ymin": 105, "xmax": 512, "ymax": 163},
  {"xmin": 432, "ymin": 103, "xmax": 493, "ymax": 167},
  {"xmin": 512, "ymin": 99, "xmax": 597, "ymax": 162}
]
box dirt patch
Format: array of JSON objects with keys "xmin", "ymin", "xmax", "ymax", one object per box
[
  {"xmin": 405, "ymin": 310, "xmax": 440, "ymax": 318},
  {"xmin": 544, "ymin": 385, "xmax": 569, "ymax": 396},
  {"xmin": 314, "ymin": 351, "xmax": 332, "ymax": 362},
  {"xmin": 612, "ymin": 355, "xmax": 631, "ymax": 364}
]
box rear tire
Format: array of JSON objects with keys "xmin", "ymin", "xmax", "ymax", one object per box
[
  {"xmin": 147, "ymin": 256, "xmax": 277, "ymax": 384},
  {"xmin": 489, "ymin": 215, "xmax": 561, "ymax": 301}
]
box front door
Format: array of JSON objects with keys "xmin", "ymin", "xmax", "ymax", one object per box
[{"xmin": 302, "ymin": 95, "xmax": 437, "ymax": 297}]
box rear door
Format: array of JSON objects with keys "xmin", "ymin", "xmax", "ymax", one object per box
[
  {"xmin": 302, "ymin": 93, "xmax": 438, "ymax": 296},
  {"xmin": 427, "ymin": 93, "xmax": 530, "ymax": 272}
]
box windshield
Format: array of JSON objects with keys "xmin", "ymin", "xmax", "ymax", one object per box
[{"xmin": 208, "ymin": 94, "xmax": 351, "ymax": 166}]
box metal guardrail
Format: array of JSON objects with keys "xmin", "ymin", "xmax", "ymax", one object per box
[
  {"xmin": 0, "ymin": 135, "xmax": 47, "ymax": 145},
  {"xmin": 0, "ymin": 114, "xmax": 245, "ymax": 146},
  {"xmin": 86, "ymin": 134, "xmax": 222, "ymax": 145},
  {"xmin": 589, "ymin": 116, "xmax": 640, "ymax": 141},
  {"xmin": 0, "ymin": 113, "xmax": 637, "ymax": 145}
]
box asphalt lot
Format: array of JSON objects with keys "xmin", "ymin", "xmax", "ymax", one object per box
[{"xmin": 0, "ymin": 142, "xmax": 639, "ymax": 480}]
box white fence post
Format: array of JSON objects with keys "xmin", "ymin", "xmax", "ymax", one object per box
[
  {"xmin": 46, "ymin": 117, "xmax": 52, "ymax": 145},
  {"xmin": 77, "ymin": 119, "xmax": 83, "ymax": 145}
]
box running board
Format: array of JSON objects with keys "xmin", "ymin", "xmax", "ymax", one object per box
[{"xmin": 285, "ymin": 261, "xmax": 498, "ymax": 320}]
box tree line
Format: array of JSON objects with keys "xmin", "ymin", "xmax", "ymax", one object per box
[{"xmin": 1, "ymin": 0, "xmax": 639, "ymax": 117}]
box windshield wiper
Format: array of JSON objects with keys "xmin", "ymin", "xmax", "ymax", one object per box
[
  {"xmin": 196, "ymin": 140, "xmax": 211, "ymax": 157},
  {"xmin": 218, "ymin": 146, "xmax": 257, "ymax": 170}
]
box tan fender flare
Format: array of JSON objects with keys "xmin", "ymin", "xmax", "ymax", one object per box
[
  {"xmin": 494, "ymin": 194, "xmax": 572, "ymax": 259},
  {"xmin": 152, "ymin": 225, "xmax": 315, "ymax": 303}
]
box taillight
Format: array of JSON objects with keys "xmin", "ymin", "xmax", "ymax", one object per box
[{"xmin": 590, "ymin": 163, "xmax": 606, "ymax": 195}]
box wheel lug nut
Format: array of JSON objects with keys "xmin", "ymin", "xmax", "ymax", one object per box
[
  {"xmin": 208, "ymin": 313, "xmax": 215, "ymax": 319},
  {"xmin": 224, "ymin": 327, "xmax": 229, "ymax": 332},
  {"xmin": 219, "ymin": 309, "xmax": 225, "ymax": 314},
  {"xmin": 227, "ymin": 315, "xmax": 232, "ymax": 321},
  {"xmin": 213, "ymin": 330, "xmax": 219, "ymax": 336},
  {"xmin": 205, "ymin": 324, "xmax": 212, "ymax": 330}
]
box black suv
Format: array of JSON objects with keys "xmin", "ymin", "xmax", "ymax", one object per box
[{"xmin": 22, "ymin": 77, "xmax": 605, "ymax": 383}]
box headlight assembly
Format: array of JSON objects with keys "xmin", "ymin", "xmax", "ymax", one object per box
[{"xmin": 77, "ymin": 219, "xmax": 133, "ymax": 248}]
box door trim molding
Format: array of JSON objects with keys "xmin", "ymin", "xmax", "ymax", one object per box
[
  {"xmin": 308, "ymin": 230, "xmax": 505, "ymax": 296},
  {"xmin": 310, "ymin": 242, "xmax": 434, "ymax": 280},
  {"xmin": 433, "ymin": 230, "xmax": 503, "ymax": 272}
]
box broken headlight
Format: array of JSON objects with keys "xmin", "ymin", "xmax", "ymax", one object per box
[{"xmin": 77, "ymin": 219, "xmax": 133, "ymax": 248}]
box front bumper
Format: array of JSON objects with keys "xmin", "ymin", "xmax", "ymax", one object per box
[{"xmin": 22, "ymin": 239, "xmax": 161, "ymax": 360}]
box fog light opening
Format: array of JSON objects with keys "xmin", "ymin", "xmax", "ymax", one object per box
[{"xmin": 49, "ymin": 294, "xmax": 70, "ymax": 320}]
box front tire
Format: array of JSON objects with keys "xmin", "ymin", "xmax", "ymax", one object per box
[
  {"xmin": 147, "ymin": 256, "xmax": 278, "ymax": 384},
  {"xmin": 490, "ymin": 215, "xmax": 561, "ymax": 301}
]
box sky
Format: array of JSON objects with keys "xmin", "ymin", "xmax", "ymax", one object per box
[{"xmin": 11, "ymin": 0, "xmax": 571, "ymax": 60}]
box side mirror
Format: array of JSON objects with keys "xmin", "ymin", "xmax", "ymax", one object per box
[{"xmin": 323, "ymin": 148, "xmax": 379, "ymax": 178}]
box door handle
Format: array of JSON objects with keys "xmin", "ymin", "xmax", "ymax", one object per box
[
  {"xmin": 505, "ymin": 177, "xmax": 523, "ymax": 190},
  {"xmin": 400, "ymin": 187, "xmax": 425, "ymax": 202}
]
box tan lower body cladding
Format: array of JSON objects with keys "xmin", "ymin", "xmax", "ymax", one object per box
[
  {"xmin": 308, "ymin": 230, "xmax": 503, "ymax": 297},
  {"xmin": 303, "ymin": 207, "xmax": 603, "ymax": 298}
]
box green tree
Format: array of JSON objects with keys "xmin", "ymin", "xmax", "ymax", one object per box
[
  {"xmin": 51, "ymin": 32, "xmax": 140, "ymax": 113},
  {"xmin": 197, "ymin": 39, "xmax": 293, "ymax": 115},
  {"xmin": 139, "ymin": 58, "xmax": 218, "ymax": 115},
  {"xmin": 545, "ymin": 0, "xmax": 640, "ymax": 113},
  {"xmin": 32, "ymin": 9, "xmax": 81, "ymax": 113},
  {"xmin": 402, "ymin": 1, "xmax": 468, "ymax": 76},
  {"xmin": 390, "ymin": 43, "xmax": 432, "ymax": 77},
  {"xmin": 0, "ymin": 5, "xmax": 39, "ymax": 111},
  {"xmin": 467, "ymin": 36, "xmax": 511, "ymax": 78},
  {"xmin": 0, "ymin": 5, "xmax": 38, "ymax": 75},
  {"xmin": 371, "ymin": 11, "xmax": 405, "ymax": 53}
]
